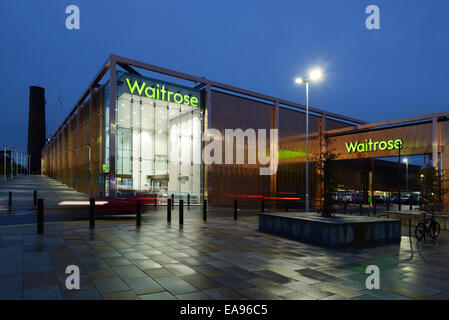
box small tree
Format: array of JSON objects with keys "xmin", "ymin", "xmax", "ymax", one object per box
[
  {"xmin": 312, "ymin": 136, "xmax": 339, "ymax": 217},
  {"xmin": 418, "ymin": 154, "xmax": 448, "ymax": 214}
]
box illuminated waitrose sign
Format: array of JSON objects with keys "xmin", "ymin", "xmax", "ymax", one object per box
[
  {"xmin": 122, "ymin": 75, "xmax": 200, "ymax": 107},
  {"xmin": 345, "ymin": 138, "xmax": 403, "ymax": 153}
]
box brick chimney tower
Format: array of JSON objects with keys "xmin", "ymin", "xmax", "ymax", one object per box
[{"xmin": 27, "ymin": 86, "xmax": 46, "ymax": 174}]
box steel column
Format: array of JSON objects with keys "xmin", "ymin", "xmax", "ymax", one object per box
[
  {"xmin": 108, "ymin": 57, "xmax": 117, "ymax": 196},
  {"xmin": 432, "ymin": 117, "xmax": 438, "ymax": 168}
]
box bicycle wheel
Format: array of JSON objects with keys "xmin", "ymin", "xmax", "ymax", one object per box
[
  {"xmin": 415, "ymin": 223, "xmax": 426, "ymax": 241},
  {"xmin": 430, "ymin": 221, "xmax": 441, "ymax": 240}
]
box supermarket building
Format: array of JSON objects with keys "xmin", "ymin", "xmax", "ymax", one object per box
[{"xmin": 41, "ymin": 55, "xmax": 449, "ymax": 210}]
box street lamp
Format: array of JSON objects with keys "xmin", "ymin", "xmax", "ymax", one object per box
[
  {"xmin": 294, "ymin": 68, "xmax": 323, "ymax": 212},
  {"xmin": 403, "ymin": 158, "xmax": 408, "ymax": 191},
  {"xmin": 10, "ymin": 148, "xmax": 13, "ymax": 178},
  {"xmin": 3, "ymin": 146, "xmax": 6, "ymax": 182}
]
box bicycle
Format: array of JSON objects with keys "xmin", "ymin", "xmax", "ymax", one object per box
[{"xmin": 415, "ymin": 213, "xmax": 440, "ymax": 241}]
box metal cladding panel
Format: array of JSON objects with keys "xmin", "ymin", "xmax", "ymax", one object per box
[
  {"xmin": 41, "ymin": 86, "xmax": 105, "ymax": 197},
  {"xmin": 329, "ymin": 122, "xmax": 433, "ymax": 160},
  {"xmin": 441, "ymin": 120, "xmax": 449, "ymax": 211},
  {"xmin": 276, "ymin": 108, "xmax": 319, "ymax": 205},
  {"xmin": 207, "ymin": 90, "xmax": 272, "ymax": 207},
  {"xmin": 207, "ymin": 91, "xmax": 353, "ymax": 208}
]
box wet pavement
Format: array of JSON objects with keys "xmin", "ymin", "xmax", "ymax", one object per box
[
  {"xmin": 1, "ymin": 175, "xmax": 448, "ymax": 300},
  {"xmin": 1, "ymin": 214, "xmax": 449, "ymax": 300}
]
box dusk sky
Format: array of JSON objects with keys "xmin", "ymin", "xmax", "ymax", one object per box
[{"xmin": 1, "ymin": 0, "xmax": 448, "ymax": 153}]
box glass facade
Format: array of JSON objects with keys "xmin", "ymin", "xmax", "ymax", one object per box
[{"xmin": 112, "ymin": 72, "xmax": 203, "ymax": 204}]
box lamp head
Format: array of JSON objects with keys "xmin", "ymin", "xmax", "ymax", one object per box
[
  {"xmin": 309, "ymin": 68, "xmax": 323, "ymax": 81},
  {"xmin": 294, "ymin": 77, "xmax": 305, "ymax": 84}
]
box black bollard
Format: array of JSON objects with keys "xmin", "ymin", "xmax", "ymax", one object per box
[
  {"xmin": 89, "ymin": 198, "xmax": 95, "ymax": 229},
  {"xmin": 343, "ymin": 201, "xmax": 347, "ymax": 214},
  {"xmin": 203, "ymin": 199, "xmax": 207, "ymax": 221},
  {"xmin": 187, "ymin": 194, "xmax": 190, "ymax": 207},
  {"xmin": 179, "ymin": 200, "xmax": 184, "ymax": 226},
  {"xmin": 386, "ymin": 199, "xmax": 390, "ymax": 211},
  {"xmin": 373, "ymin": 200, "xmax": 377, "ymax": 216},
  {"xmin": 154, "ymin": 194, "xmax": 157, "ymax": 207},
  {"xmin": 136, "ymin": 199, "xmax": 142, "ymax": 227},
  {"xmin": 33, "ymin": 190, "xmax": 37, "ymax": 207},
  {"xmin": 261, "ymin": 199, "xmax": 265, "ymax": 213},
  {"xmin": 234, "ymin": 200, "xmax": 237, "ymax": 220},
  {"xmin": 409, "ymin": 198, "xmax": 412, "ymax": 211},
  {"xmin": 37, "ymin": 199, "xmax": 44, "ymax": 234},
  {"xmin": 8, "ymin": 191, "xmax": 12, "ymax": 208},
  {"xmin": 167, "ymin": 199, "xmax": 172, "ymax": 222},
  {"xmin": 359, "ymin": 201, "xmax": 362, "ymax": 216},
  {"xmin": 171, "ymin": 194, "xmax": 174, "ymax": 208}
]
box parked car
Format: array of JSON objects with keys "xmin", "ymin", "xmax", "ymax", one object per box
[
  {"xmin": 403, "ymin": 193, "xmax": 421, "ymax": 205},
  {"xmin": 400, "ymin": 194, "xmax": 411, "ymax": 204},
  {"xmin": 341, "ymin": 193, "xmax": 353, "ymax": 203},
  {"xmin": 330, "ymin": 192, "xmax": 339, "ymax": 202},
  {"xmin": 353, "ymin": 193, "xmax": 364, "ymax": 203},
  {"xmin": 389, "ymin": 195, "xmax": 399, "ymax": 204},
  {"xmin": 373, "ymin": 195, "xmax": 385, "ymax": 203}
]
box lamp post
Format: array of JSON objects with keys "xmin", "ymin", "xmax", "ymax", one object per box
[
  {"xmin": 295, "ymin": 68, "xmax": 323, "ymax": 212},
  {"xmin": 10, "ymin": 148, "xmax": 13, "ymax": 178},
  {"xmin": 403, "ymin": 158, "xmax": 408, "ymax": 191},
  {"xmin": 3, "ymin": 146, "xmax": 6, "ymax": 182}
]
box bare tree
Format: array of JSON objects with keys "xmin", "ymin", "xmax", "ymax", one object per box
[
  {"xmin": 312, "ymin": 136, "xmax": 339, "ymax": 217},
  {"xmin": 418, "ymin": 154, "xmax": 448, "ymax": 214}
]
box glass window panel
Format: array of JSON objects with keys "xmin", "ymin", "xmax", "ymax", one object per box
[
  {"xmin": 155, "ymin": 103, "xmax": 168, "ymax": 133},
  {"xmin": 118, "ymin": 95, "xmax": 131, "ymax": 128},
  {"xmin": 180, "ymin": 134, "xmax": 191, "ymax": 164},
  {"xmin": 168, "ymin": 161, "xmax": 180, "ymax": 196},
  {"xmin": 193, "ymin": 137, "xmax": 201, "ymax": 165},
  {"xmin": 141, "ymin": 130, "xmax": 154, "ymax": 160},
  {"xmin": 141, "ymin": 99, "xmax": 154, "ymax": 131}
]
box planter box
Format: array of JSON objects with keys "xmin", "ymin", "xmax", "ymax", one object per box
[{"xmin": 259, "ymin": 212, "xmax": 401, "ymax": 248}]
